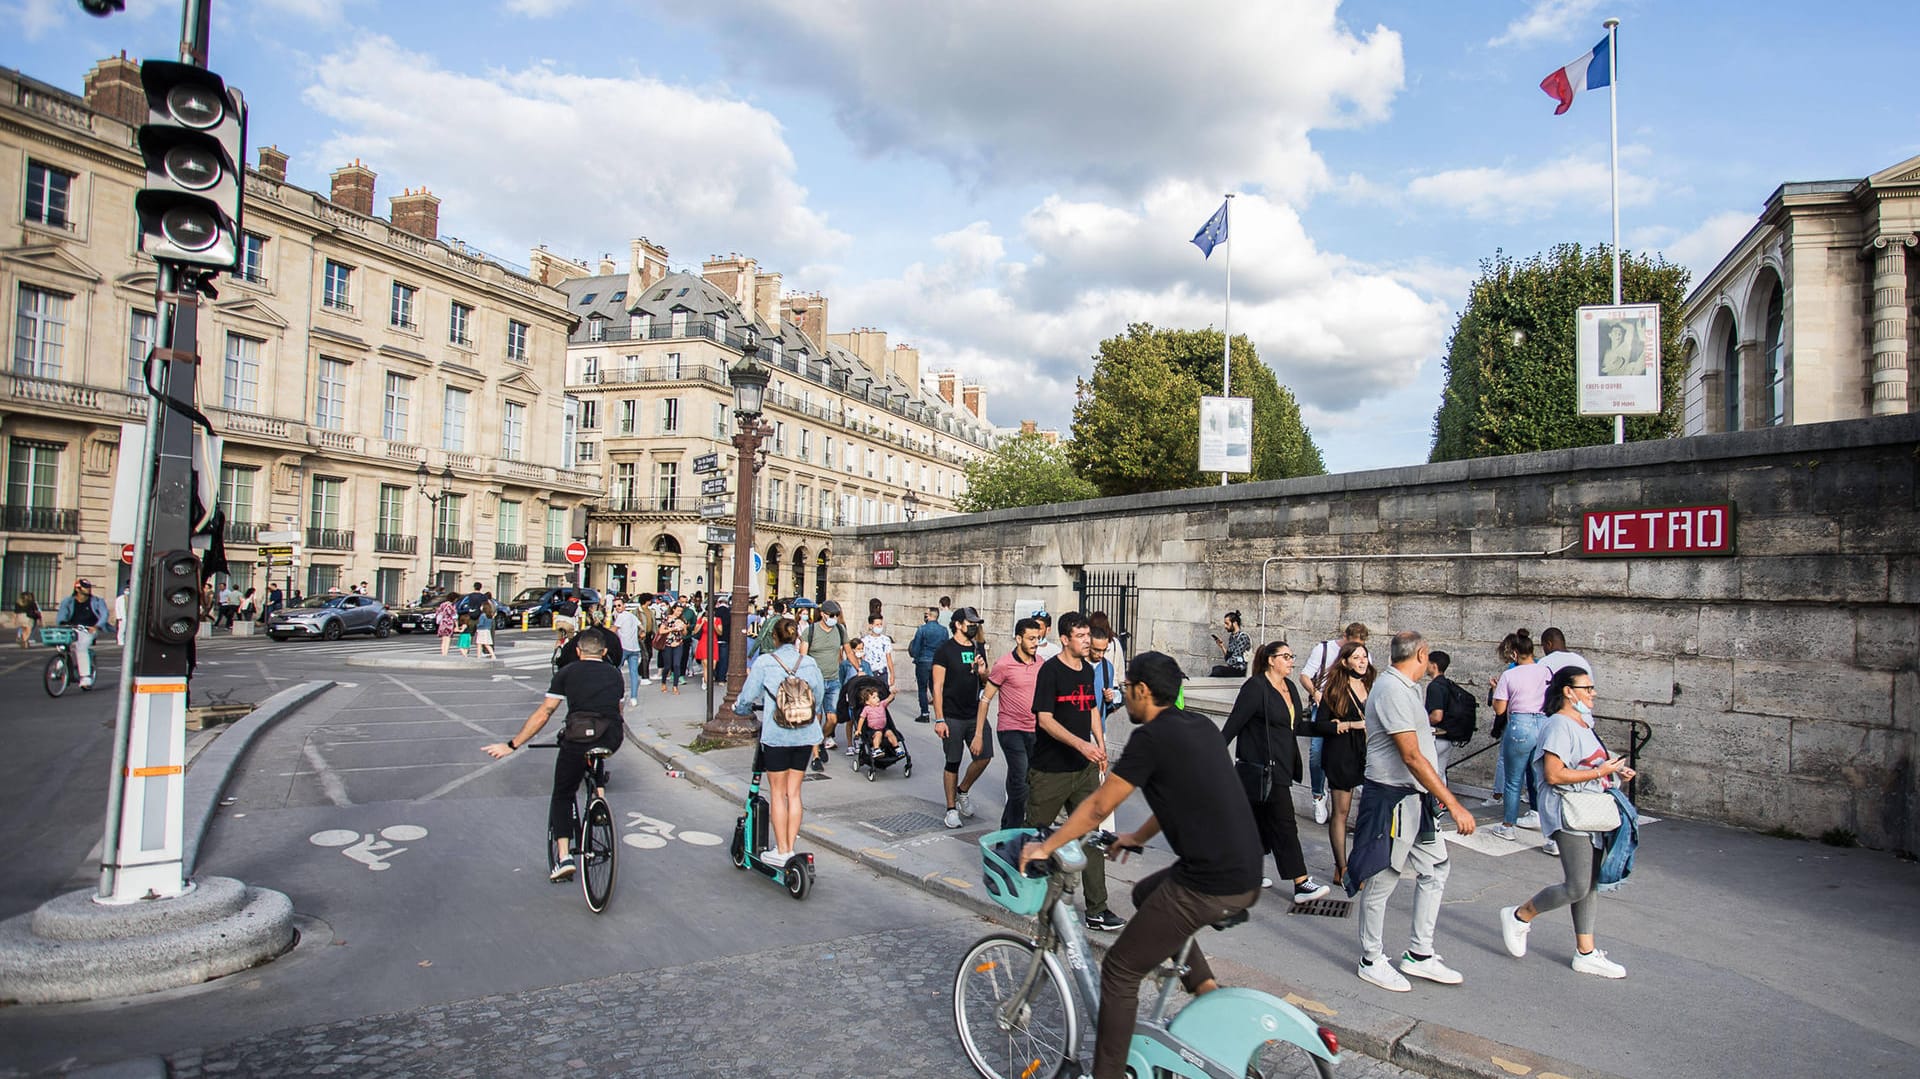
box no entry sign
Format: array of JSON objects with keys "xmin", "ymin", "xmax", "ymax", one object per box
[{"xmin": 564, "ymin": 541, "xmax": 588, "ymax": 565}]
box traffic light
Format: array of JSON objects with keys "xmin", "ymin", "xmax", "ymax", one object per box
[
  {"xmin": 147, "ymin": 549, "xmax": 201, "ymax": 644},
  {"xmin": 135, "ymin": 61, "xmax": 246, "ymax": 270}
]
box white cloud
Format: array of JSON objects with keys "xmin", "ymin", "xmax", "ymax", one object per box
[
  {"xmin": 1632, "ymin": 210, "xmax": 1757, "ymax": 288},
  {"xmin": 1488, "ymin": 0, "xmax": 1605, "ymax": 48},
  {"xmin": 301, "ymin": 36, "xmax": 846, "ymax": 267},
  {"xmin": 503, "ymin": 0, "xmax": 578, "ymax": 15},
  {"xmin": 5, "ymin": 0, "xmax": 65, "ymax": 40},
  {"xmin": 664, "ymin": 0, "xmax": 1404, "ymax": 198},
  {"xmin": 1404, "ymin": 151, "xmax": 1657, "ymax": 221}
]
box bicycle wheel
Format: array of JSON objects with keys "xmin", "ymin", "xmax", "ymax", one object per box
[
  {"xmin": 579, "ymin": 796, "xmax": 617, "ymax": 913},
  {"xmin": 43, "ymin": 651, "xmax": 69, "ymax": 698},
  {"xmin": 1248, "ymin": 1039, "xmax": 1336, "ymax": 1079},
  {"xmin": 953, "ymin": 933, "xmax": 1079, "ymax": 1079}
]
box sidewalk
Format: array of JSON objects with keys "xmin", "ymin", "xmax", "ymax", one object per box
[{"xmin": 622, "ymin": 678, "xmax": 1917, "ymax": 1079}]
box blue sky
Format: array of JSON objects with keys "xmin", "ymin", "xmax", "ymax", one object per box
[{"xmin": 7, "ymin": 0, "xmax": 1916, "ymax": 473}]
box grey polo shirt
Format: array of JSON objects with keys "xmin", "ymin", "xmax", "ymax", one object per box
[{"xmin": 1364, "ymin": 665, "xmax": 1440, "ymax": 792}]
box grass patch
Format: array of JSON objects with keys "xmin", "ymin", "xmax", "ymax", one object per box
[
  {"xmin": 684, "ymin": 737, "xmax": 734, "ymax": 753},
  {"xmin": 1818, "ymin": 828, "xmax": 1859, "ymax": 848},
  {"xmin": 1761, "ymin": 825, "xmax": 1806, "ymax": 841}
]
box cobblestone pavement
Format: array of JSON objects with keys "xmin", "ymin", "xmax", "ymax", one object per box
[{"xmin": 165, "ymin": 923, "xmax": 1418, "ymax": 1079}]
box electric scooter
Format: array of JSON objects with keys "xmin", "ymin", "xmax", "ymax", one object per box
[{"xmin": 729, "ymin": 743, "xmax": 815, "ymax": 899}]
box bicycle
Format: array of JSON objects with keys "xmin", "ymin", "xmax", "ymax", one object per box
[
  {"xmin": 955, "ymin": 828, "xmax": 1340, "ymax": 1079},
  {"xmin": 532, "ymin": 741, "xmax": 619, "ymax": 913},
  {"xmin": 39, "ymin": 626, "xmax": 87, "ymax": 698}
]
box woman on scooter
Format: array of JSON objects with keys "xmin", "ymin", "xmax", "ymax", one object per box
[{"xmin": 731, "ymin": 618, "xmax": 824, "ymax": 865}]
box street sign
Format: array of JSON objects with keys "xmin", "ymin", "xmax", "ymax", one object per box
[
  {"xmin": 260, "ymin": 544, "xmax": 295, "ymax": 558},
  {"xmin": 700, "ymin": 476, "xmax": 729, "ymax": 497},
  {"xmin": 1579, "ymin": 503, "xmax": 1736, "ymax": 557},
  {"xmin": 257, "ymin": 529, "xmax": 300, "ymax": 543},
  {"xmin": 703, "ymin": 526, "xmax": 736, "ymax": 545},
  {"xmin": 121, "ymin": 543, "xmax": 135, "ymax": 565},
  {"xmin": 692, "ymin": 452, "xmax": 721, "ymax": 474},
  {"xmin": 564, "ymin": 541, "xmax": 588, "ymax": 565},
  {"xmin": 873, "ymin": 548, "xmax": 896, "ymax": 569},
  {"xmin": 699, "ymin": 501, "xmax": 730, "ymax": 519}
]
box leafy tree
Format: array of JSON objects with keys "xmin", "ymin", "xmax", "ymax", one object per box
[
  {"xmin": 955, "ymin": 431, "xmax": 1100, "ymax": 512},
  {"xmin": 1430, "ymin": 244, "xmax": 1690, "ymax": 462},
  {"xmin": 1068, "ymin": 324, "xmax": 1324, "ymax": 496}
]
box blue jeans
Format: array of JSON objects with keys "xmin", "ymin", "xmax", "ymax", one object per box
[
  {"xmin": 915, "ymin": 662, "xmax": 934, "ymax": 718},
  {"xmin": 997, "ymin": 729, "xmax": 1036, "ymax": 830},
  {"xmin": 817, "ymin": 677, "xmax": 843, "ymax": 732},
  {"xmin": 621, "ymin": 651, "xmax": 641, "ymax": 698},
  {"xmin": 1500, "ymin": 712, "xmax": 1547, "ymax": 825},
  {"xmin": 1308, "ymin": 737, "xmax": 1326, "ymax": 798}
]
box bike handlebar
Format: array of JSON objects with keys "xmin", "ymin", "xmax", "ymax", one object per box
[{"xmin": 1025, "ymin": 829, "xmax": 1141, "ymax": 878}]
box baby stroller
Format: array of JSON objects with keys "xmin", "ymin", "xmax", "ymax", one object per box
[{"xmin": 840, "ymin": 672, "xmax": 912, "ymax": 781}]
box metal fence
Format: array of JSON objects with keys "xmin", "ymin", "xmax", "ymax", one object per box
[{"xmin": 1074, "ymin": 569, "xmax": 1138, "ymax": 650}]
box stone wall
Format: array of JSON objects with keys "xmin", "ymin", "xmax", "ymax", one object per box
[{"xmin": 828, "ymin": 415, "xmax": 1920, "ymax": 852}]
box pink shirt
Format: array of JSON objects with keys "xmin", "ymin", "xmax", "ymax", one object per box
[
  {"xmin": 989, "ymin": 651, "xmax": 1044, "ymax": 733},
  {"xmin": 1493, "ymin": 661, "xmax": 1554, "ymax": 715},
  {"xmin": 860, "ymin": 701, "xmax": 890, "ymax": 731}
]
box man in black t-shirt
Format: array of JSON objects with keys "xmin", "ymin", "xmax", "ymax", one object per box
[
  {"xmin": 485, "ymin": 633, "xmax": 624, "ymax": 882},
  {"xmin": 930, "ymin": 607, "xmax": 993, "ymax": 828},
  {"xmin": 1028, "ymin": 611, "xmax": 1123, "ymax": 931},
  {"xmin": 1022, "ymin": 651, "xmax": 1263, "ymax": 1079}
]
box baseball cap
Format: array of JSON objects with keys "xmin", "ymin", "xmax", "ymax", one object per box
[
  {"xmin": 820, "ymin": 600, "xmax": 842, "ymax": 616},
  {"xmin": 74, "ymin": 578, "xmax": 93, "ymax": 589},
  {"xmin": 951, "ymin": 606, "xmax": 981, "ymax": 627}
]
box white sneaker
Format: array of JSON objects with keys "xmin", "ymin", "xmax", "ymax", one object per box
[
  {"xmin": 1262, "ymin": 876, "xmax": 1274, "ymax": 889},
  {"xmin": 1398, "ymin": 953, "xmax": 1464, "ymax": 985},
  {"xmin": 1313, "ymin": 794, "xmax": 1330, "ymax": 825},
  {"xmin": 944, "ymin": 808, "xmax": 962, "ymax": 829},
  {"xmin": 640, "ymin": 677, "xmax": 651, "ymax": 685},
  {"xmin": 1356, "ymin": 957, "xmax": 1411, "ymax": 993},
  {"xmin": 1499, "ymin": 905, "xmax": 1530, "ymax": 958},
  {"xmin": 1516, "ymin": 811, "xmax": 1541, "ymax": 831},
  {"xmin": 761, "ymin": 848, "xmax": 789, "ymax": 866},
  {"xmin": 1490, "ymin": 823, "xmax": 1517, "ymax": 841},
  {"xmin": 1572, "ymin": 949, "xmax": 1627, "ymax": 979},
  {"xmin": 1541, "ymin": 839, "xmax": 1561, "ymax": 857},
  {"xmin": 845, "ymin": 744, "xmax": 858, "ymax": 757},
  {"xmin": 956, "ymin": 790, "xmax": 975, "ymax": 818}
]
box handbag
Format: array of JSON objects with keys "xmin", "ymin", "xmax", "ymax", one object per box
[
  {"xmin": 1560, "ymin": 789, "xmax": 1621, "ymax": 832},
  {"xmin": 561, "ymin": 710, "xmax": 612, "ymax": 744},
  {"xmin": 1236, "ymin": 760, "xmax": 1275, "ymax": 803}
]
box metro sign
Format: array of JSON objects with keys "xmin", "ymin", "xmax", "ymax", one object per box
[{"xmin": 1580, "ymin": 503, "xmax": 1736, "ymax": 557}]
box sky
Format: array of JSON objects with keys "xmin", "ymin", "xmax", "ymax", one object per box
[{"xmin": 6, "ymin": 0, "xmax": 1917, "ymax": 473}]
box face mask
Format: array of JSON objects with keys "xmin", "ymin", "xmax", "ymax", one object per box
[
  {"xmin": 871, "ymin": 624, "xmax": 884, "ymax": 634},
  {"xmin": 822, "ymin": 616, "xmax": 836, "ymax": 626},
  {"xmin": 1573, "ymin": 701, "xmax": 1592, "ymax": 718}
]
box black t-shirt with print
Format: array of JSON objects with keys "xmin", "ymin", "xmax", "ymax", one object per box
[
  {"xmin": 1113, "ymin": 707, "xmax": 1262, "ymax": 895},
  {"xmin": 1031, "ymin": 656, "xmax": 1098, "ymax": 773},
  {"xmin": 933, "ymin": 635, "xmax": 984, "ymax": 721},
  {"xmin": 546, "ymin": 658, "xmax": 625, "ymax": 720}
]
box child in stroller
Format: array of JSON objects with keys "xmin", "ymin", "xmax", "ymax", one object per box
[{"xmin": 842, "ymin": 672, "xmax": 911, "ymax": 780}]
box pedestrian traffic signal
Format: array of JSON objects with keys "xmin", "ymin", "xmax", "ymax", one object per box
[
  {"xmin": 148, "ymin": 549, "xmax": 201, "ymax": 644},
  {"xmin": 135, "ymin": 61, "xmax": 247, "ymax": 270}
]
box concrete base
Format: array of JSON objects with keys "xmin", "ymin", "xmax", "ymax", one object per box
[
  {"xmin": 228, "ymin": 621, "xmax": 253, "ymax": 637},
  {"xmin": 0, "ymin": 876, "xmax": 295, "ymax": 1004},
  {"xmin": 343, "ymin": 653, "xmax": 504, "ymax": 671}
]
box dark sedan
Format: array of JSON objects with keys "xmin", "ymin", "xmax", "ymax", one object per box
[{"xmin": 266, "ymin": 595, "xmax": 393, "ymax": 641}]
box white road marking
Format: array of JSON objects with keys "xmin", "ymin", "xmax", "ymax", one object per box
[
  {"xmin": 301, "ymin": 739, "xmax": 352, "ymax": 807},
  {"xmin": 381, "ymin": 675, "xmax": 503, "ymax": 739},
  {"xmin": 309, "ymin": 829, "xmax": 359, "ymax": 847}
]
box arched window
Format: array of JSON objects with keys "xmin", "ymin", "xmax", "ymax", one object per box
[
  {"xmin": 1762, "ymin": 282, "xmax": 1785, "ymax": 426},
  {"xmin": 1722, "ymin": 316, "xmax": 1740, "ymax": 432}
]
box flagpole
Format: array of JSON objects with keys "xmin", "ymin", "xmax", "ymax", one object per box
[
  {"xmin": 1220, "ymin": 192, "xmax": 1233, "ymax": 486},
  {"xmin": 1605, "ymin": 16, "xmax": 1623, "ymax": 445}
]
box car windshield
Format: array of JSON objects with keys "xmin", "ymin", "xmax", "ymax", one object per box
[
  {"xmin": 297, "ymin": 597, "xmax": 341, "ymax": 610},
  {"xmin": 512, "ymin": 588, "xmax": 547, "ymax": 603}
]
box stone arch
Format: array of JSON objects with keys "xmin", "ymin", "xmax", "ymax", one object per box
[
  {"xmin": 1706, "ymin": 303, "xmax": 1740, "ymax": 432},
  {"xmin": 766, "ymin": 542, "xmax": 784, "ymax": 597},
  {"xmin": 791, "ymin": 545, "xmax": 809, "ymax": 593},
  {"xmin": 813, "ymin": 548, "xmax": 830, "ymax": 602}
]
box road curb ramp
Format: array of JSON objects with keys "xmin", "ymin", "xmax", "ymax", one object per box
[{"xmin": 183, "ymin": 680, "xmax": 334, "ymax": 875}]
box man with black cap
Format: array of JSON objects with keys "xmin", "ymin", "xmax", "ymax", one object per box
[
  {"xmin": 931, "ymin": 606, "xmax": 993, "ymax": 828},
  {"xmin": 56, "ymin": 578, "xmax": 113, "ymax": 690}
]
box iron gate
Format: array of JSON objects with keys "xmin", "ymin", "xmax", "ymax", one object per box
[{"xmin": 1074, "ymin": 569, "xmax": 1138, "ymax": 650}]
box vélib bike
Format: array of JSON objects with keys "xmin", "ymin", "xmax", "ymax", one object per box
[
  {"xmin": 39, "ymin": 626, "xmax": 88, "ymax": 698},
  {"xmin": 955, "ymin": 828, "xmax": 1339, "ymax": 1079},
  {"xmin": 533, "ymin": 741, "xmax": 619, "ymax": 913}
]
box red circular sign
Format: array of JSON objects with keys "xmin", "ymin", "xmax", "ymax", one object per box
[
  {"xmin": 564, "ymin": 541, "xmax": 588, "ymax": 565},
  {"xmin": 121, "ymin": 543, "xmax": 136, "ymax": 565}
]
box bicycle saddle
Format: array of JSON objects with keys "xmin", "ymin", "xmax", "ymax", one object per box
[
  {"xmin": 1209, "ymin": 909, "xmax": 1250, "ymax": 932},
  {"xmin": 586, "ymin": 747, "xmax": 616, "ymax": 759}
]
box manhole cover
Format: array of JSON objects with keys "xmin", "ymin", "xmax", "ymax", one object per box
[
  {"xmin": 863, "ymin": 811, "xmax": 949, "ymax": 837},
  {"xmin": 1288, "ymin": 897, "xmax": 1352, "ymax": 918},
  {"xmin": 803, "ymin": 772, "xmax": 833, "ymax": 783}
]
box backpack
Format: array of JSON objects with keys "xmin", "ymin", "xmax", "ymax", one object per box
[
  {"xmin": 1438, "ymin": 676, "xmax": 1478, "ymax": 741},
  {"xmin": 767, "ymin": 652, "xmax": 816, "ymax": 729}
]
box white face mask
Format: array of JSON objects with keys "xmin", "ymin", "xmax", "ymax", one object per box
[
  {"xmin": 822, "ymin": 616, "xmax": 836, "ymax": 626},
  {"xmin": 871, "ymin": 624, "xmax": 884, "ymax": 634},
  {"xmin": 1573, "ymin": 700, "xmax": 1592, "ymax": 718}
]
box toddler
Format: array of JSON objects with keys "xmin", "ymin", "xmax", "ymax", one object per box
[{"xmin": 853, "ymin": 683, "xmax": 902, "ymax": 756}]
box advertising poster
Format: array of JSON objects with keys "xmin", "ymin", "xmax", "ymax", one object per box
[
  {"xmin": 1198, "ymin": 396, "xmax": 1253, "ymax": 473},
  {"xmin": 1577, "ymin": 303, "xmax": 1662, "ymax": 416}
]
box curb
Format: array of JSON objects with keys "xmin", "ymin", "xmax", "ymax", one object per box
[
  {"xmin": 182, "ymin": 680, "xmax": 333, "ymax": 876},
  {"xmin": 626, "ymin": 724, "xmax": 1625, "ymax": 1079},
  {"xmin": 342, "ymin": 655, "xmax": 504, "ymax": 671}
]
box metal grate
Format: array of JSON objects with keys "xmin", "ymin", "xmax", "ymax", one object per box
[
  {"xmin": 1075, "ymin": 568, "xmax": 1139, "ymax": 650},
  {"xmin": 1288, "ymin": 897, "xmax": 1352, "ymax": 918},
  {"xmin": 862, "ymin": 811, "xmax": 950, "ymax": 837}
]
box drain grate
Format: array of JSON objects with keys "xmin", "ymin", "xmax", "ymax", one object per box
[
  {"xmin": 862, "ymin": 811, "xmax": 950, "ymax": 837},
  {"xmin": 1288, "ymin": 897, "xmax": 1352, "ymax": 918}
]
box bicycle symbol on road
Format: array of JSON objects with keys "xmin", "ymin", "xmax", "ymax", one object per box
[
  {"xmin": 623, "ymin": 810, "xmax": 722, "ymax": 851},
  {"xmin": 309, "ymin": 825, "xmax": 428, "ymax": 871}
]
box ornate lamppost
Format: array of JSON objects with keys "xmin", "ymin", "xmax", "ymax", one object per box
[
  {"xmin": 415, "ymin": 461, "xmax": 454, "ymax": 600},
  {"xmin": 902, "ymin": 488, "xmax": 921, "ymax": 522},
  {"xmin": 704, "ymin": 332, "xmax": 772, "ymax": 740}
]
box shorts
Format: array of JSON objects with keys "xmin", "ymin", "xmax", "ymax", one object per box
[
  {"xmin": 942, "ymin": 718, "xmax": 995, "ymax": 768},
  {"xmin": 553, "ymin": 615, "xmax": 579, "ymax": 634},
  {"xmin": 475, "ymin": 629, "xmax": 494, "ymax": 646},
  {"xmin": 761, "ymin": 744, "xmax": 813, "ymax": 773}
]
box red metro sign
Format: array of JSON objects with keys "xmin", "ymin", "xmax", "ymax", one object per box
[{"xmin": 1580, "ymin": 503, "xmax": 1736, "ymax": 557}]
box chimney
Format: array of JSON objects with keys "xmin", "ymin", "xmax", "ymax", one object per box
[
  {"xmin": 937, "ymin": 371, "xmax": 958, "ymax": 405},
  {"xmin": 891, "ymin": 343, "xmax": 920, "ymax": 392},
  {"xmin": 632, "ymin": 237, "xmax": 670, "ymax": 293},
  {"xmin": 83, "ymin": 53, "xmax": 144, "ymax": 128},
  {"xmin": 329, "ymin": 160, "xmax": 376, "ymax": 216},
  {"xmin": 753, "ymin": 273, "xmax": 783, "ymax": 330},
  {"xmin": 389, "ymin": 187, "xmax": 440, "ymax": 239},
  {"xmin": 598, "ymin": 254, "xmax": 617, "ymax": 276},
  {"xmin": 529, "ymin": 246, "xmax": 592, "ymax": 287},
  {"xmin": 962, "ymin": 384, "xmax": 985, "ymax": 420},
  {"xmin": 701, "ymin": 254, "xmax": 757, "ymax": 318},
  {"xmin": 781, "ymin": 293, "xmax": 829, "ymax": 349},
  {"xmin": 1019, "ymin": 420, "xmax": 1037, "ymax": 435},
  {"xmin": 256, "ymin": 145, "xmax": 288, "ymax": 182}
]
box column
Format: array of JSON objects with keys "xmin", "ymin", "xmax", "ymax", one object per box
[{"xmin": 1870, "ymin": 234, "xmax": 1915, "ymax": 416}]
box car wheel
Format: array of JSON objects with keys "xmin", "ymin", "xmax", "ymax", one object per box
[
  {"xmin": 321, "ymin": 620, "xmax": 344, "ymax": 641},
  {"xmin": 374, "ymin": 618, "xmax": 392, "ymax": 639}
]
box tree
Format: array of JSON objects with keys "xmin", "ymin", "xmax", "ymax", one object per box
[
  {"xmin": 1429, "ymin": 244, "xmax": 1690, "ymax": 462},
  {"xmin": 955, "ymin": 431, "xmax": 1099, "ymax": 513},
  {"xmin": 1068, "ymin": 324, "xmax": 1324, "ymax": 496}
]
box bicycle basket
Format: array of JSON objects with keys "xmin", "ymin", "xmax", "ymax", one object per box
[
  {"xmin": 979, "ymin": 827, "xmax": 1047, "ymax": 916},
  {"xmin": 39, "ymin": 627, "xmax": 76, "ymax": 646}
]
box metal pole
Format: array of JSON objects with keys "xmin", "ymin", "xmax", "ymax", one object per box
[
  {"xmin": 179, "ymin": 0, "xmax": 210, "ymax": 66},
  {"xmin": 1220, "ymin": 192, "xmax": 1233, "ymax": 486},
  {"xmin": 705, "ymin": 420, "xmax": 766, "ymax": 738},
  {"xmin": 1606, "ymin": 16, "xmax": 1624, "ymax": 446}
]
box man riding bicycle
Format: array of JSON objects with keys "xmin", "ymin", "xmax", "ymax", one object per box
[
  {"xmin": 485, "ymin": 632, "xmax": 624, "ymax": 882},
  {"xmin": 1020, "ymin": 651, "xmax": 1264, "ymax": 1079},
  {"xmin": 55, "ymin": 578, "xmax": 113, "ymax": 691}
]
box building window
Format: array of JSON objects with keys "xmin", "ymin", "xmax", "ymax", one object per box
[
  {"xmin": 666, "ymin": 352, "xmax": 682, "ymax": 378},
  {"xmin": 799, "ymin": 428, "xmax": 812, "ymax": 461},
  {"xmin": 306, "ymin": 564, "xmax": 341, "ymax": 596},
  {"xmin": 613, "ymin": 463, "xmax": 637, "ymax": 505},
  {"xmin": 127, "ymin": 309, "xmax": 156, "ymax": 394},
  {"xmin": 579, "ymin": 399, "xmax": 600, "ymax": 431},
  {"xmin": 586, "ymin": 317, "xmax": 605, "ymax": 342},
  {"xmin": 23, "ymin": 161, "xmax": 73, "ymax": 229},
  {"xmin": 442, "ymin": 387, "xmax": 469, "ymax": 451},
  {"xmin": 713, "ymin": 402, "xmax": 728, "ymax": 439},
  {"xmin": 7, "ymin": 439, "xmax": 60, "ymax": 510},
  {"xmin": 506, "ymin": 319, "xmax": 529, "ymax": 362},
  {"xmin": 501, "ymin": 400, "xmax": 526, "ymax": 460},
  {"xmin": 655, "ymin": 461, "xmax": 679, "ymax": 505},
  {"xmin": 309, "ymin": 477, "xmax": 343, "ymax": 530},
  {"xmin": 1762, "ymin": 281, "xmax": 1786, "ymax": 427},
  {"xmin": 616, "ymin": 523, "xmax": 633, "ymax": 547},
  {"xmin": 217, "ymin": 464, "xmax": 256, "ymax": 527},
  {"xmin": 12, "ymin": 285, "xmax": 69, "ymax": 378},
  {"xmin": 314, "ymin": 358, "xmax": 348, "ymax": 430},
  {"xmin": 1722, "ymin": 321, "xmax": 1740, "ymax": 432},
  {"xmin": 562, "ymin": 395, "xmax": 578, "ymax": 466},
  {"xmin": 578, "ymin": 293, "xmax": 598, "ymax": 307},
  {"xmin": 449, "ymin": 301, "xmax": 473, "ymax": 346},
  {"xmin": 322, "ymin": 260, "xmax": 353, "ymax": 311},
  {"xmin": 768, "ymin": 478, "xmax": 784, "ymax": 514},
  {"xmin": 390, "ymin": 282, "xmax": 417, "ymax": 329},
  {"xmin": 239, "ymin": 233, "xmax": 268, "ymax": 284},
  {"xmin": 575, "ymin": 440, "xmax": 598, "ymax": 463},
  {"xmin": 617, "ymin": 399, "xmax": 637, "ymax": 435},
  {"xmin": 382, "ymin": 373, "xmax": 412, "ymax": 442},
  {"xmin": 373, "ymin": 483, "xmax": 405, "ymax": 539},
  {"xmin": 545, "ymin": 507, "xmax": 566, "ymax": 550},
  {"xmin": 774, "ymin": 421, "xmax": 787, "ymax": 455},
  {"xmin": 660, "ymin": 397, "xmax": 680, "ymax": 433},
  {"xmin": 621, "ymin": 353, "xmax": 641, "ymax": 380},
  {"xmin": 222, "ymin": 333, "xmax": 262, "ymax": 411},
  {"xmin": 377, "ymin": 568, "xmax": 405, "ymax": 605},
  {"xmin": 497, "ymin": 499, "xmax": 522, "ymax": 543},
  {"xmin": 581, "ymin": 355, "xmax": 599, "ymax": 384},
  {"xmin": 436, "ymin": 493, "xmax": 464, "ymax": 541}
]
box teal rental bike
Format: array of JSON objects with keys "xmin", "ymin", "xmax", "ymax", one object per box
[{"xmin": 954, "ymin": 828, "xmax": 1339, "ymax": 1079}]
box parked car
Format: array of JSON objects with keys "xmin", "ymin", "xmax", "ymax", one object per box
[
  {"xmin": 393, "ymin": 592, "xmax": 491, "ymax": 634},
  {"xmin": 266, "ymin": 595, "xmax": 392, "ymax": 641},
  {"xmin": 498, "ymin": 586, "xmax": 602, "ymax": 628}
]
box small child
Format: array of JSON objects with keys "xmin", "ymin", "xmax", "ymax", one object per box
[{"xmin": 852, "ymin": 683, "xmax": 902, "ymax": 756}]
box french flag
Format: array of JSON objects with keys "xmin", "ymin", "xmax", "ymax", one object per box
[{"xmin": 1540, "ymin": 35, "xmax": 1611, "ymax": 115}]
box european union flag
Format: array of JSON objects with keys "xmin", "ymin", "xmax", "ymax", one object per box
[{"xmin": 1191, "ymin": 200, "xmax": 1229, "ymax": 258}]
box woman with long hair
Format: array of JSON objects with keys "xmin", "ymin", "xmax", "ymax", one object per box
[
  {"xmin": 1308, "ymin": 640, "xmax": 1375, "ymax": 885},
  {"xmin": 1491, "ymin": 630, "xmax": 1553, "ymax": 846},
  {"xmin": 660, "ymin": 603, "xmax": 690, "ymax": 694},
  {"xmin": 1222, "ymin": 641, "xmax": 1330, "ymax": 904}
]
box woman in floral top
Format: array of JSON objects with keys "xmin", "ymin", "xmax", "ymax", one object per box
[
  {"xmin": 435, "ymin": 595, "xmax": 459, "ymax": 655},
  {"xmin": 660, "ymin": 603, "xmax": 690, "ymax": 694}
]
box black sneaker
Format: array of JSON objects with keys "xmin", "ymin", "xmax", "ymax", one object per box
[
  {"xmin": 1293, "ymin": 876, "xmax": 1331, "ymax": 903},
  {"xmin": 549, "ymin": 857, "xmax": 577, "ymax": 883},
  {"xmin": 1085, "ymin": 909, "xmax": 1127, "ymax": 932}
]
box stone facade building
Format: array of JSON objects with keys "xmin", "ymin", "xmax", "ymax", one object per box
[
  {"xmin": 1679, "ymin": 154, "xmax": 1920, "ymax": 434},
  {"xmin": 1, "ymin": 58, "xmax": 597, "ymax": 606},
  {"xmin": 534, "ymin": 245, "xmax": 994, "ymax": 599}
]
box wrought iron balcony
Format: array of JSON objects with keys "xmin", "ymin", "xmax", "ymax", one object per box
[
  {"xmin": 223, "ymin": 520, "xmax": 263, "ymax": 544},
  {"xmin": 543, "ymin": 545, "xmax": 570, "ymax": 564},
  {"xmin": 434, "ymin": 538, "xmax": 472, "ymax": 559},
  {"xmin": 494, "ymin": 542, "xmax": 526, "ymax": 562},
  {"xmin": 374, "ymin": 533, "xmax": 417, "ymax": 554},
  {"xmin": 1, "ymin": 505, "xmax": 79, "ymax": 534},
  {"xmin": 306, "ymin": 527, "xmax": 355, "ymax": 550}
]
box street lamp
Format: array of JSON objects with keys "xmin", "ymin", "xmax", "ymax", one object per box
[
  {"xmin": 902, "ymin": 489, "xmax": 921, "ymax": 522},
  {"xmin": 416, "ymin": 461, "xmax": 454, "ymax": 600},
  {"xmin": 704, "ymin": 330, "xmax": 773, "ymax": 740}
]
